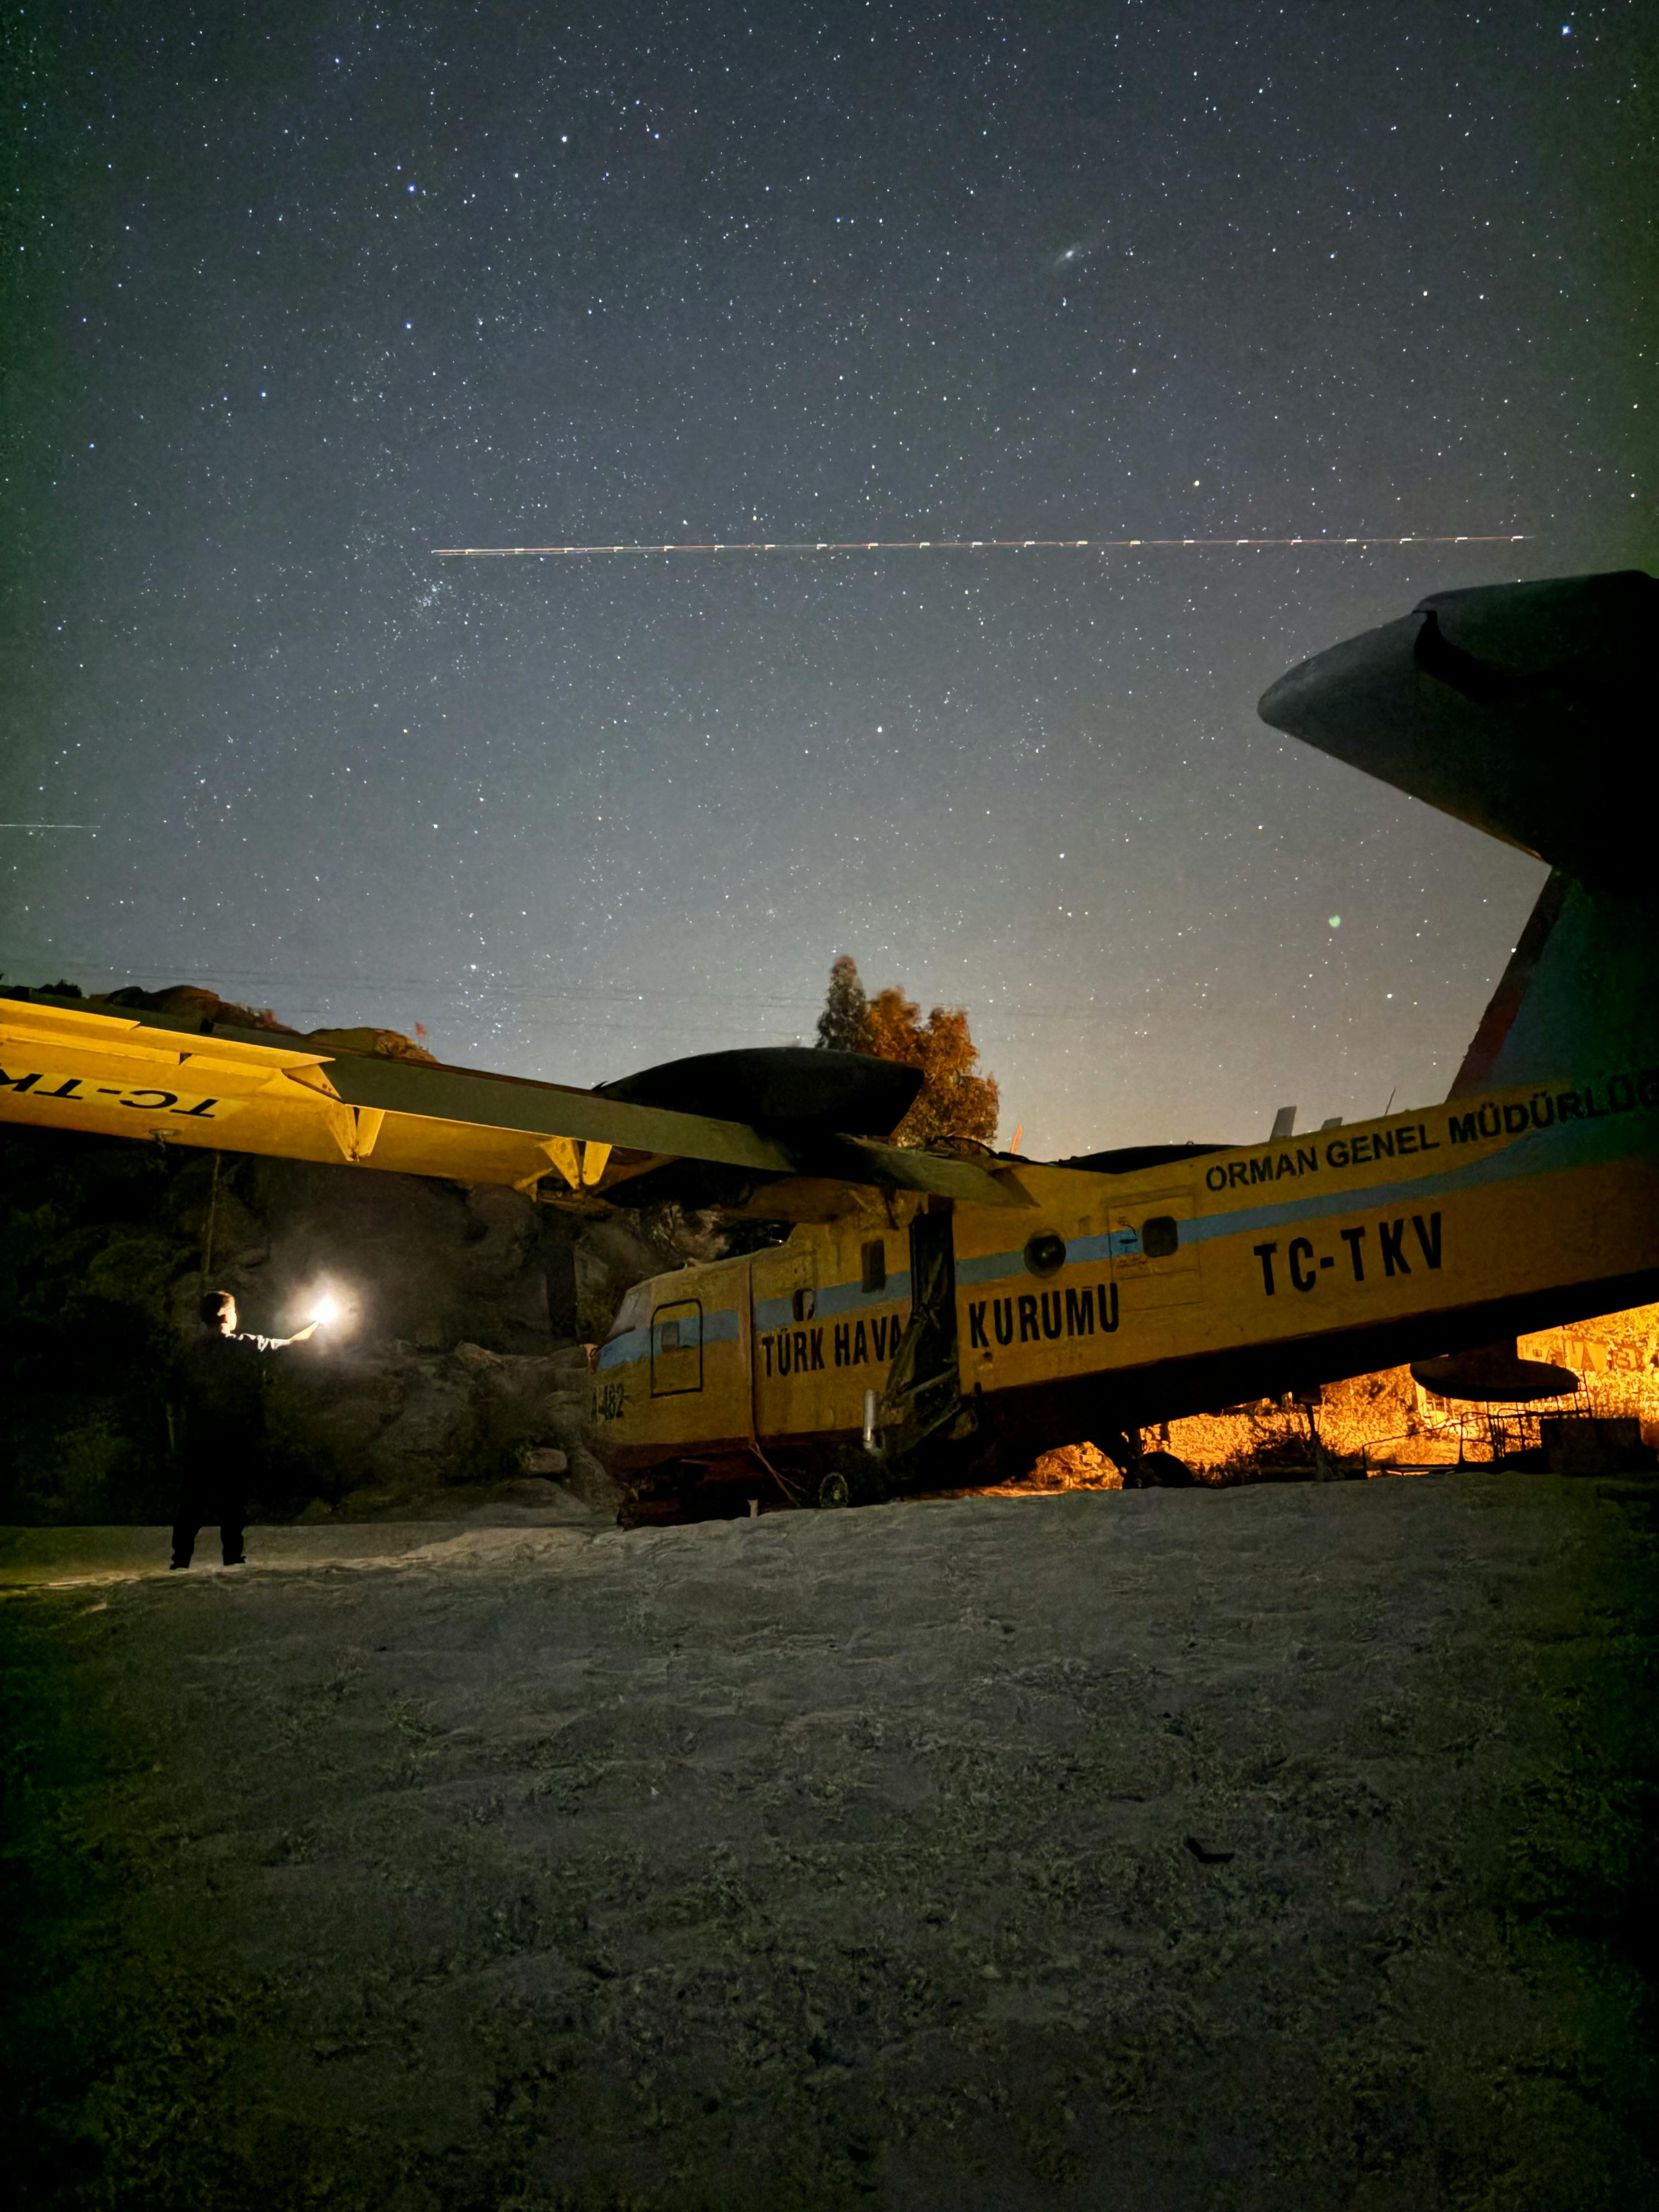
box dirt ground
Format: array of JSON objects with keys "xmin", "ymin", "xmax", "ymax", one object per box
[{"xmin": 3, "ymin": 1474, "xmax": 1656, "ymax": 2211}]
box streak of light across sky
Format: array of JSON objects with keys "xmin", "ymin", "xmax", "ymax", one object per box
[{"xmin": 435, "ymin": 534, "xmax": 1530, "ymax": 559}]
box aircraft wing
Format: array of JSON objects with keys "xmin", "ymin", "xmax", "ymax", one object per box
[{"xmin": 0, "ymin": 992, "xmax": 1028, "ymax": 1207}]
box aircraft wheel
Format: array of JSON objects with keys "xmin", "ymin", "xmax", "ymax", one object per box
[
  {"xmin": 1136, "ymin": 1449, "xmax": 1198, "ymax": 1488},
  {"xmin": 816, "ymin": 1470, "xmax": 851, "ymax": 1509},
  {"xmin": 842, "ymin": 1448, "xmax": 895, "ymax": 1504}
]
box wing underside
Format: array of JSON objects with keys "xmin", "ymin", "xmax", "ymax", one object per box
[{"xmin": 0, "ymin": 994, "xmax": 1029, "ymax": 1210}]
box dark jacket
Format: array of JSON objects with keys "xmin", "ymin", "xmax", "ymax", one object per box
[{"xmin": 183, "ymin": 1328, "xmax": 292, "ymax": 1435}]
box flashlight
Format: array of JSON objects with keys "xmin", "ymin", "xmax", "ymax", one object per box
[{"xmin": 308, "ymin": 1293, "xmax": 341, "ymax": 1328}]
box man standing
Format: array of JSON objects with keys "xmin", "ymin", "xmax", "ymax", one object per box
[{"xmin": 172, "ymin": 1290, "xmax": 319, "ymax": 1570}]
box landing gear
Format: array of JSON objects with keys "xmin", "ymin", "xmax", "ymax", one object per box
[
  {"xmin": 815, "ymin": 1451, "xmax": 891, "ymax": 1510},
  {"xmin": 1101, "ymin": 1427, "xmax": 1199, "ymax": 1488}
]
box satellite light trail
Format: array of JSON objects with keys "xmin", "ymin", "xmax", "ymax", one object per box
[
  {"xmin": 0, "ymin": 822, "xmax": 100, "ymax": 830},
  {"xmin": 433, "ymin": 533, "xmax": 1528, "ymax": 559}
]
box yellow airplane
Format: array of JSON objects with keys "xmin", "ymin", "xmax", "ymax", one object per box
[{"xmin": 4, "ymin": 568, "xmax": 1655, "ymax": 1513}]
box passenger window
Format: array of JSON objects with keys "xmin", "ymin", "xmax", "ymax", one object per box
[
  {"xmin": 792, "ymin": 1286, "xmax": 816, "ymax": 1322},
  {"xmin": 861, "ymin": 1240, "xmax": 887, "ymax": 1294},
  {"xmin": 1141, "ymin": 1215, "xmax": 1180, "ymax": 1259},
  {"xmin": 1023, "ymin": 1232, "xmax": 1066, "ymax": 1279}
]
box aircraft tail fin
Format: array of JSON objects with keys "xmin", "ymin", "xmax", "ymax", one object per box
[
  {"xmin": 1446, "ymin": 868, "xmax": 1659, "ymax": 1096},
  {"xmin": 1446, "ymin": 870, "xmax": 1570, "ymax": 1097},
  {"xmin": 1259, "ymin": 569, "xmax": 1659, "ymax": 1092}
]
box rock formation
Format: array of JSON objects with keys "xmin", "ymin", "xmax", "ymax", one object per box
[{"xmin": 0, "ymin": 1115, "xmax": 631, "ymax": 1525}]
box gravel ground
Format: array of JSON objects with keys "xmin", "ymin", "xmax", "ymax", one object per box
[{"xmin": 3, "ymin": 1474, "xmax": 1656, "ymax": 2211}]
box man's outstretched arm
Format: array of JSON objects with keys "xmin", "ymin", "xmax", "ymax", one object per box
[{"xmin": 234, "ymin": 1323, "xmax": 319, "ymax": 1352}]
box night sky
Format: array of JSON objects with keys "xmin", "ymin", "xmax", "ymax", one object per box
[{"xmin": 4, "ymin": 3, "xmax": 1653, "ymax": 1158}]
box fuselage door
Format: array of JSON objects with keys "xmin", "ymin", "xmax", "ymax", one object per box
[
  {"xmin": 1108, "ymin": 1188, "xmax": 1202, "ymax": 1309},
  {"xmin": 749, "ymin": 1238, "xmax": 823, "ymax": 1432},
  {"xmin": 651, "ymin": 1298, "xmax": 704, "ymax": 1396},
  {"xmin": 882, "ymin": 1200, "xmax": 962, "ymax": 1459}
]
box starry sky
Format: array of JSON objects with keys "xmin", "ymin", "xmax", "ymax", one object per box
[{"xmin": 4, "ymin": 2, "xmax": 1654, "ymax": 1158}]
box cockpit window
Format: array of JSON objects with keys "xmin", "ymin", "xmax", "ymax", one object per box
[{"xmin": 608, "ymin": 1285, "xmax": 652, "ymax": 1341}]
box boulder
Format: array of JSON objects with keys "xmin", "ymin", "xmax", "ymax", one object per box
[
  {"xmin": 236, "ymin": 1156, "xmax": 554, "ymax": 1352},
  {"xmin": 517, "ymin": 1447, "xmax": 569, "ymax": 1477},
  {"xmin": 453, "ymin": 1341, "xmax": 503, "ymax": 1375},
  {"xmin": 258, "ymin": 1335, "xmax": 598, "ymax": 1508},
  {"xmin": 303, "ymin": 1026, "xmax": 438, "ymax": 1065},
  {"xmin": 562, "ymin": 1444, "xmax": 628, "ymax": 1519}
]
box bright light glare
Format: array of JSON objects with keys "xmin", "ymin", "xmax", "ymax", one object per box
[{"xmin": 309, "ymin": 1293, "xmax": 342, "ymax": 1327}]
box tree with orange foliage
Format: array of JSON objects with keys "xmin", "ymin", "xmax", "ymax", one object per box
[{"xmin": 814, "ymin": 957, "xmax": 1000, "ymax": 1148}]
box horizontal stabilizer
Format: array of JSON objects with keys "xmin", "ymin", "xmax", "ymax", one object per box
[{"xmin": 1257, "ymin": 569, "xmax": 1655, "ymax": 887}]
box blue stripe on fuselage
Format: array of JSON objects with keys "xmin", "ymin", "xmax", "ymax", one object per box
[
  {"xmin": 1188, "ymin": 1105, "xmax": 1639, "ymax": 1248},
  {"xmin": 598, "ymin": 1306, "xmax": 742, "ymax": 1370},
  {"xmin": 597, "ymin": 1103, "xmax": 1647, "ymax": 1370}
]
